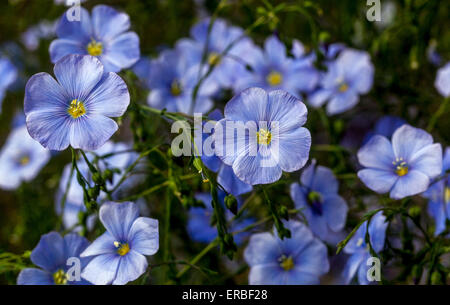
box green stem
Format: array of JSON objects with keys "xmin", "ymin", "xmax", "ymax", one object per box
[
  {"xmin": 427, "ymin": 97, "xmax": 449, "ymax": 132},
  {"xmin": 175, "ymin": 239, "xmax": 219, "ymax": 279}
]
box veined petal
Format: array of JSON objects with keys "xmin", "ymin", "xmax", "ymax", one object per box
[
  {"xmin": 409, "ymin": 143, "xmax": 442, "ymax": 179},
  {"xmin": 102, "ymin": 32, "xmax": 140, "ymax": 70},
  {"xmin": 128, "ymin": 217, "xmax": 159, "ymax": 256},
  {"xmin": 63, "ymin": 233, "xmax": 90, "ymax": 259},
  {"xmin": 357, "ymin": 135, "xmax": 395, "ymax": 170},
  {"xmin": 17, "ymin": 268, "xmax": 53, "ymax": 285},
  {"xmin": 293, "ymin": 239, "xmax": 329, "ymax": 275},
  {"xmin": 224, "ymin": 87, "xmax": 269, "ymax": 122},
  {"xmin": 112, "ymin": 250, "xmax": 148, "ymax": 285},
  {"xmin": 357, "ymin": 168, "xmax": 398, "ymax": 194},
  {"xmin": 390, "ymin": 170, "xmax": 430, "ymax": 199},
  {"xmin": 276, "ymin": 127, "xmax": 311, "ymax": 172},
  {"xmin": 267, "ymin": 90, "xmax": 308, "ymax": 132},
  {"xmin": 92, "ymin": 5, "xmax": 130, "ymax": 41},
  {"xmin": 218, "ymin": 164, "xmax": 252, "ymax": 196},
  {"xmin": 244, "ymin": 232, "xmax": 281, "ymax": 267},
  {"xmin": 80, "ymin": 232, "xmax": 117, "ymax": 257},
  {"xmin": 392, "ymin": 125, "xmax": 433, "ymax": 161},
  {"xmin": 322, "ymin": 194, "xmax": 348, "ymax": 232},
  {"xmin": 99, "ymin": 201, "xmax": 139, "ymax": 241},
  {"xmin": 69, "ymin": 115, "xmax": 118, "ymax": 151},
  {"xmin": 49, "ymin": 39, "xmax": 87, "ymax": 64},
  {"xmin": 81, "ymin": 253, "xmax": 120, "ymax": 285},
  {"xmin": 56, "ymin": 6, "xmax": 92, "ymax": 42},
  {"xmin": 30, "ymin": 232, "xmax": 66, "ymax": 272}
]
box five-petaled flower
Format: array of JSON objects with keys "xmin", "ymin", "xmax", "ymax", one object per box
[{"xmin": 24, "ymin": 54, "xmax": 130, "ymax": 151}]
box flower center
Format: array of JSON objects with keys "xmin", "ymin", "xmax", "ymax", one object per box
[
  {"xmin": 67, "ymin": 99, "xmax": 86, "ymax": 119},
  {"xmin": 86, "ymin": 39, "xmax": 103, "ymax": 56},
  {"xmin": 170, "ymin": 80, "xmax": 183, "ymax": 96},
  {"xmin": 53, "ymin": 269, "xmax": 68, "ymax": 285},
  {"xmin": 307, "ymin": 191, "xmax": 323, "ymax": 215},
  {"xmin": 338, "ymin": 82, "xmax": 349, "ymax": 92},
  {"xmin": 279, "ymin": 255, "xmax": 294, "ymax": 271},
  {"xmin": 114, "ymin": 241, "xmax": 130, "ymax": 256},
  {"xmin": 18, "ymin": 155, "xmax": 30, "ymax": 166},
  {"xmin": 445, "ymin": 187, "xmax": 450, "ymax": 204},
  {"xmin": 256, "ymin": 129, "xmax": 272, "ymax": 145},
  {"xmin": 208, "ymin": 52, "xmax": 221, "ymax": 66},
  {"xmin": 266, "ymin": 71, "xmax": 283, "ymax": 86},
  {"xmin": 393, "ymin": 157, "xmax": 408, "ymax": 176}
]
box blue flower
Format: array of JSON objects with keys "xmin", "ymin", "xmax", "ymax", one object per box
[
  {"xmin": 145, "ymin": 47, "xmax": 218, "ymax": 114},
  {"xmin": 0, "ymin": 126, "xmax": 51, "ymax": 190},
  {"xmin": 244, "ymin": 220, "xmax": 329, "ymax": 284},
  {"xmin": 363, "ymin": 115, "xmax": 407, "ymax": 144},
  {"xmin": 50, "ymin": 5, "xmax": 140, "ymax": 72},
  {"xmin": 24, "ymin": 54, "xmax": 130, "ymax": 151},
  {"xmin": 235, "ymin": 36, "xmax": 319, "ymax": 95},
  {"xmin": 177, "ymin": 18, "xmax": 255, "ymax": 89},
  {"xmin": 0, "ymin": 57, "xmax": 18, "ymax": 110},
  {"xmin": 201, "ymin": 110, "xmax": 252, "ymax": 196},
  {"xmin": 308, "ymin": 48, "xmax": 374, "ymax": 115},
  {"xmin": 290, "ymin": 160, "xmax": 348, "ymax": 241},
  {"xmin": 187, "ymin": 192, "xmax": 254, "ymax": 245},
  {"xmin": 17, "ymin": 232, "xmax": 91, "ymax": 285},
  {"xmin": 214, "ymin": 87, "xmax": 311, "ymax": 185},
  {"xmin": 357, "ymin": 124, "xmax": 442, "ymax": 199},
  {"xmin": 80, "ymin": 201, "xmax": 159, "ymax": 285},
  {"xmin": 435, "ymin": 62, "xmax": 450, "ymax": 98},
  {"xmin": 342, "ymin": 211, "xmax": 388, "ymax": 285},
  {"xmin": 423, "ymin": 147, "xmax": 450, "ymax": 235}
]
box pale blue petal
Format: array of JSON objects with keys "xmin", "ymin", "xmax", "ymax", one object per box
[
  {"xmin": 368, "ymin": 212, "xmax": 388, "ymax": 253},
  {"xmin": 30, "ymin": 232, "xmax": 66, "ymax": 272},
  {"xmin": 323, "ymin": 194, "xmax": 348, "ymax": 232},
  {"xmin": 390, "ymin": 170, "xmax": 430, "ymax": 199},
  {"xmin": 49, "ymin": 39, "xmax": 87, "ymax": 63},
  {"xmin": 308, "ymin": 88, "xmax": 333, "ymax": 108},
  {"xmin": 276, "ymin": 127, "xmax": 311, "ymax": 172},
  {"xmin": 264, "ymin": 36, "xmax": 286, "ymax": 66},
  {"xmin": 224, "ymin": 87, "xmax": 268, "ymax": 122},
  {"xmin": 63, "ymin": 233, "xmax": 90, "ymax": 259},
  {"xmin": 285, "ymin": 271, "xmax": 321, "ymax": 285},
  {"xmin": 326, "ymin": 89, "xmax": 359, "ymax": 115},
  {"xmin": 17, "ymin": 268, "xmax": 53, "ymax": 285},
  {"xmin": 409, "ymin": 143, "xmax": 442, "ymax": 179},
  {"xmin": 244, "ymin": 232, "xmax": 281, "ymax": 266},
  {"xmin": 99, "ymin": 201, "xmax": 139, "ymax": 241},
  {"xmin": 357, "ymin": 135, "xmax": 395, "ymax": 170},
  {"xmin": 293, "ymin": 239, "xmax": 329, "ymax": 275},
  {"xmin": 248, "ymin": 264, "xmax": 285, "ymax": 285},
  {"xmin": 428, "ymin": 200, "xmax": 447, "ymax": 236},
  {"xmin": 112, "ymin": 250, "xmax": 147, "ymax": 285},
  {"xmin": 80, "ymin": 232, "xmax": 116, "ymax": 257},
  {"xmin": 56, "ymin": 7, "xmax": 91, "ymax": 42},
  {"xmin": 102, "ymin": 32, "xmax": 140, "ymax": 71},
  {"xmin": 218, "ymin": 164, "xmax": 252, "ymax": 196},
  {"xmin": 392, "ymin": 125, "xmax": 433, "ymax": 161},
  {"xmin": 69, "ymin": 115, "xmax": 118, "ymax": 151},
  {"xmin": 267, "ymin": 90, "xmax": 308, "ymax": 132},
  {"xmin": 435, "ymin": 62, "xmax": 450, "ymax": 97},
  {"xmin": 128, "ymin": 217, "xmax": 159, "ymax": 256},
  {"xmin": 342, "ymin": 251, "xmax": 365, "ymax": 284},
  {"xmin": 91, "ymin": 5, "xmax": 130, "ymax": 41},
  {"xmin": 357, "ymin": 168, "xmax": 398, "ymax": 194},
  {"xmin": 81, "ymin": 253, "xmax": 120, "ymax": 285}
]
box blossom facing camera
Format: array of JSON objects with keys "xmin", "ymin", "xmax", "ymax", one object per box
[
  {"xmin": 17, "ymin": 232, "xmax": 91, "ymax": 285},
  {"xmin": 244, "ymin": 221, "xmax": 329, "ymax": 285},
  {"xmin": 308, "ymin": 48, "xmax": 374, "ymax": 115},
  {"xmin": 50, "ymin": 4, "xmax": 140, "ymax": 72},
  {"xmin": 357, "ymin": 124, "xmax": 442, "ymax": 199},
  {"xmin": 214, "ymin": 87, "xmax": 311, "ymax": 185},
  {"xmin": 0, "ymin": 126, "xmax": 51, "ymax": 190},
  {"xmin": 434, "ymin": 62, "xmax": 450, "ymax": 97},
  {"xmin": 342, "ymin": 211, "xmax": 388, "ymax": 285},
  {"xmin": 80, "ymin": 201, "xmax": 159, "ymax": 285},
  {"xmin": 24, "ymin": 54, "xmax": 130, "ymax": 151},
  {"xmin": 290, "ymin": 160, "xmax": 348, "ymax": 241}
]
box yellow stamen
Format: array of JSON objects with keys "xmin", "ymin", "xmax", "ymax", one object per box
[
  {"xmin": 170, "ymin": 80, "xmax": 182, "ymax": 96},
  {"xmin": 266, "ymin": 71, "xmax": 283, "ymax": 86},
  {"xmin": 67, "ymin": 99, "xmax": 86, "ymax": 119},
  {"xmin": 279, "ymin": 255, "xmax": 294, "ymax": 271},
  {"xmin": 338, "ymin": 83, "xmax": 349, "ymax": 92},
  {"xmin": 86, "ymin": 40, "xmax": 103, "ymax": 56},
  {"xmin": 208, "ymin": 52, "xmax": 221, "ymax": 66},
  {"xmin": 19, "ymin": 155, "xmax": 30, "ymax": 165},
  {"xmin": 445, "ymin": 187, "xmax": 450, "ymax": 204},
  {"xmin": 256, "ymin": 129, "xmax": 272, "ymax": 145},
  {"xmin": 53, "ymin": 269, "xmax": 68, "ymax": 285},
  {"xmin": 114, "ymin": 241, "xmax": 130, "ymax": 256}
]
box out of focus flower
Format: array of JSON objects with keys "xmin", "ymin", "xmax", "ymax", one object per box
[
  {"xmin": 145, "ymin": 48, "xmax": 218, "ymax": 114},
  {"xmin": 187, "ymin": 192, "xmax": 254, "ymax": 245},
  {"xmin": 81, "ymin": 201, "xmax": 159, "ymax": 285},
  {"xmin": 235, "ymin": 36, "xmax": 319, "ymax": 95},
  {"xmin": 363, "ymin": 115, "xmax": 407, "ymax": 144},
  {"xmin": 342, "ymin": 211, "xmax": 388, "ymax": 285},
  {"xmin": 177, "ymin": 18, "xmax": 255, "ymax": 89},
  {"xmin": 21, "ymin": 20, "xmax": 57, "ymax": 51},
  {"xmin": 214, "ymin": 87, "xmax": 311, "ymax": 185},
  {"xmin": 17, "ymin": 232, "xmax": 91, "ymax": 285},
  {"xmin": 244, "ymin": 220, "xmax": 329, "ymax": 284},
  {"xmin": 0, "ymin": 57, "xmax": 18, "ymax": 110},
  {"xmin": 357, "ymin": 125, "xmax": 442, "ymax": 199},
  {"xmin": 50, "ymin": 5, "xmax": 140, "ymax": 72},
  {"xmin": 0, "ymin": 126, "xmax": 50, "ymax": 190},
  {"xmin": 24, "ymin": 54, "xmax": 129, "ymax": 151},
  {"xmin": 201, "ymin": 110, "xmax": 252, "ymax": 196},
  {"xmin": 290, "ymin": 160, "xmax": 348, "ymax": 241},
  {"xmin": 434, "ymin": 62, "xmax": 450, "ymax": 98},
  {"xmin": 423, "ymin": 147, "xmax": 450, "ymax": 235},
  {"xmin": 308, "ymin": 48, "xmax": 374, "ymax": 115}
]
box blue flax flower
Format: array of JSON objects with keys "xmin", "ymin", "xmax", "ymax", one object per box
[
  {"xmin": 214, "ymin": 87, "xmax": 311, "ymax": 185},
  {"xmin": 308, "ymin": 48, "xmax": 374, "ymax": 115},
  {"xmin": 235, "ymin": 36, "xmax": 319, "ymax": 95},
  {"xmin": 146, "ymin": 47, "xmax": 218, "ymax": 114},
  {"xmin": 357, "ymin": 124, "xmax": 442, "ymax": 199},
  {"xmin": 80, "ymin": 201, "xmax": 159, "ymax": 285},
  {"xmin": 201, "ymin": 110, "xmax": 252, "ymax": 196},
  {"xmin": 244, "ymin": 220, "xmax": 329, "ymax": 285},
  {"xmin": 0, "ymin": 126, "xmax": 51, "ymax": 190},
  {"xmin": 423, "ymin": 147, "xmax": 450, "ymax": 235},
  {"xmin": 342, "ymin": 211, "xmax": 388, "ymax": 285},
  {"xmin": 290, "ymin": 160, "xmax": 348, "ymax": 241},
  {"xmin": 187, "ymin": 192, "xmax": 254, "ymax": 245},
  {"xmin": 24, "ymin": 54, "xmax": 130, "ymax": 151},
  {"xmin": 0, "ymin": 57, "xmax": 18, "ymax": 111},
  {"xmin": 17, "ymin": 232, "xmax": 91, "ymax": 285},
  {"xmin": 435, "ymin": 62, "xmax": 450, "ymax": 98},
  {"xmin": 50, "ymin": 4, "xmax": 140, "ymax": 72}
]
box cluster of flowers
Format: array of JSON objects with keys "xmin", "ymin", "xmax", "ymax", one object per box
[{"xmin": 0, "ymin": 3, "xmax": 448, "ymax": 285}]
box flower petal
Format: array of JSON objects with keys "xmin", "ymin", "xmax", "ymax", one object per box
[
  {"xmin": 392, "ymin": 125, "xmax": 433, "ymax": 161},
  {"xmin": 112, "ymin": 250, "xmax": 148, "ymax": 285},
  {"xmin": 56, "ymin": 7, "xmax": 92, "ymax": 42},
  {"xmin": 224, "ymin": 87, "xmax": 269, "ymax": 122},
  {"xmin": 293, "ymin": 239, "xmax": 329, "ymax": 275},
  {"xmin": 409, "ymin": 143, "xmax": 442, "ymax": 179},
  {"xmin": 26, "ymin": 110, "xmax": 71, "ymax": 151},
  {"xmin": 128, "ymin": 217, "xmax": 159, "ymax": 256},
  {"xmin": 102, "ymin": 32, "xmax": 140, "ymax": 71},
  {"xmin": 244, "ymin": 232, "xmax": 281, "ymax": 266},
  {"xmin": 69, "ymin": 115, "xmax": 118, "ymax": 151},
  {"xmin": 91, "ymin": 5, "xmax": 130, "ymax": 41},
  {"xmin": 218, "ymin": 164, "xmax": 252, "ymax": 196},
  {"xmin": 342, "ymin": 252, "xmax": 365, "ymax": 284},
  {"xmin": 30, "ymin": 232, "xmax": 66, "ymax": 272},
  {"xmin": 326, "ymin": 89, "xmax": 359, "ymax": 115},
  {"xmin": 322, "ymin": 194, "xmax": 348, "ymax": 232},
  {"xmin": 80, "ymin": 232, "xmax": 117, "ymax": 257},
  {"xmin": 357, "ymin": 168, "xmax": 398, "ymax": 194},
  {"xmin": 17, "ymin": 268, "xmax": 53, "ymax": 285},
  {"xmin": 389, "ymin": 170, "xmax": 430, "ymax": 199},
  {"xmin": 49, "ymin": 39, "xmax": 87, "ymax": 64},
  {"xmin": 276, "ymin": 127, "xmax": 311, "ymax": 172},
  {"xmin": 81, "ymin": 253, "xmax": 120, "ymax": 285},
  {"xmin": 357, "ymin": 135, "xmax": 395, "ymax": 170},
  {"xmin": 99, "ymin": 201, "xmax": 139, "ymax": 241}
]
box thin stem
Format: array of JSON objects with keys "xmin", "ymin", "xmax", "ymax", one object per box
[
  {"xmin": 175, "ymin": 239, "xmax": 219, "ymax": 279},
  {"xmin": 427, "ymin": 97, "xmax": 449, "ymax": 132}
]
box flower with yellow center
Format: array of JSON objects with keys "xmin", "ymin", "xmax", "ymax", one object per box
[
  {"xmin": 170, "ymin": 80, "xmax": 182, "ymax": 96},
  {"xmin": 19, "ymin": 155, "xmax": 30, "ymax": 166},
  {"xmin": 266, "ymin": 71, "xmax": 283, "ymax": 86},
  {"xmin": 393, "ymin": 157, "xmax": 408, "ymax": 176},
  {"xmin": 279, "ymin": 255, "xmax": 294, "ymax": 271},
  {"xmin": 114, "ymin": 241, "xmax": 130, "ymax": 256},
  {"xmin": 257, "ymin": 129, "xmax": 272, "ymax": 145},
  {"xmin": 67, "ymin": 99, "xmax": 86, "ymax": 119},
  {"xmin": 338, "ymin": 82, "xmax": 349, "ymax": 92},
  {"xmin": 86, "ymin": 39, "xmax": 103, "ymax": 56},
  {"xmin": 53, "ymin": 269, "xmax": 68, "ymax": 285},
  {"xmin": 208, "ymin": 52, "xmax": 221, "ymax": 66}
]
